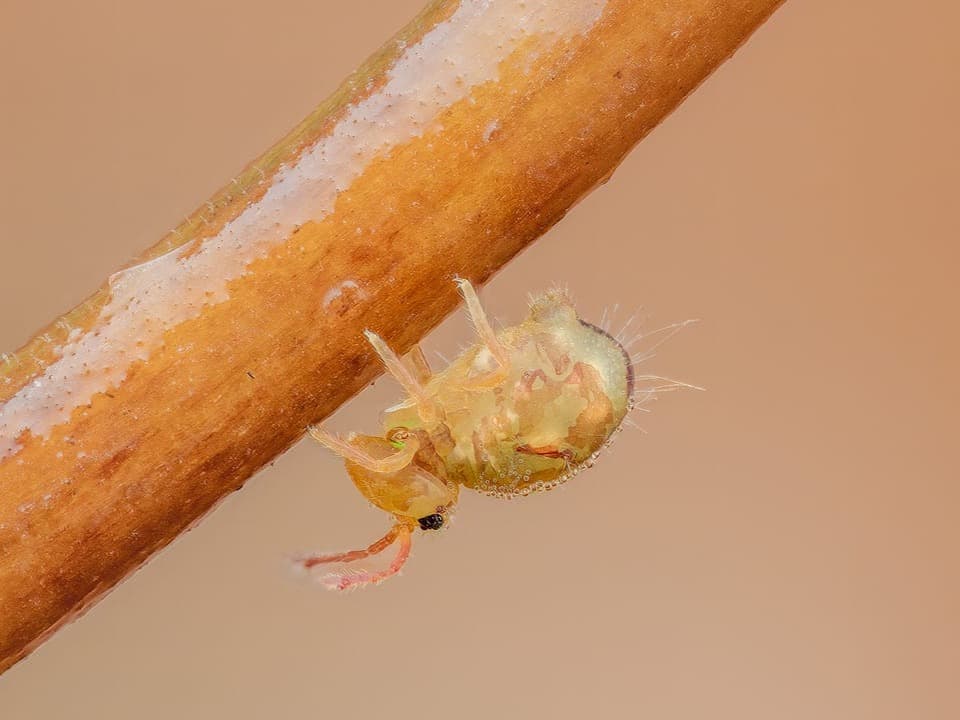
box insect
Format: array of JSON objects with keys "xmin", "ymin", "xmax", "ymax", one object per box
[{"xmin": 299, "ymin": 278, "xmax": 685, "ymax": 590}]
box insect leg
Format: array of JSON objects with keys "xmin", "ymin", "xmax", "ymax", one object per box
[
  {"xmin": 308, "ymin": 426, "xmax": 419, "ymax": 473},
  {"xmin": 315, "ymin": 522, "xmax": 414, "ymax": 591},
  {"xmin": 296, "ymin": 523, "xmax": 402, "ymax": 568},
  {"xmin": 406, "ymin": 343, "xmax": 432, "ymax": 384},
  {"xmin": 363, "ymin": 330, "xmax": 441, "ymax": 422},
  {"xmin": 454, "ymin": 277, "xmax": 509, "ymax": 369}
]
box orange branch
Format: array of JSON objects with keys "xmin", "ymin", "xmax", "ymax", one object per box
[{"xmin": 0, "ymin": 0, "xmax": 783, "ymax": 672}]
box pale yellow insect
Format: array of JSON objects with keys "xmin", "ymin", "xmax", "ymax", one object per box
[{"xmin": 299, "ymin": 278, "xmax": 689, "ymax": 590}]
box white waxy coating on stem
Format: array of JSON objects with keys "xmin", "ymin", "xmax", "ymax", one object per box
[{"xmin": 0, "ymin": 0, "xmax": 608, "ymax": 458}]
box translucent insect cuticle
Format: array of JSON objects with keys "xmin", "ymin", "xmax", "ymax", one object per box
[{"xmin": 300, "ymin": 279, "xmax": 684, "ymax": 590}]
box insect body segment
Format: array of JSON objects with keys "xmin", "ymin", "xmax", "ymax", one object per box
[{"xmin": 301, "ymin": 279, "xmax": 633, "ymax": 590}]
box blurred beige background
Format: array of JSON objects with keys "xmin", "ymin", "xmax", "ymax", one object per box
[{"xmin": 1, "ymin": 1, "xmax": 958, "ymax": 718}]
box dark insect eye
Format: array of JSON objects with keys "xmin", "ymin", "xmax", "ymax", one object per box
[{"xmin": 417, "ymin": 513, "xmax": 444, "ymax": 531}]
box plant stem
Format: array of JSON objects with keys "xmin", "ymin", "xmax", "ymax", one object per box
[{"xmin": 0, "ymin": 0, "xmax": 783, "ymax": 673}]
